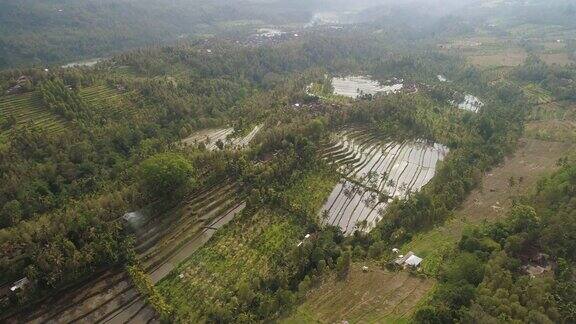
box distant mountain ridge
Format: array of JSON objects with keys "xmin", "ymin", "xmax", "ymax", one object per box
[{"xmin": 0, "ymin": 0, "xmax": 315, "ymax": 68}]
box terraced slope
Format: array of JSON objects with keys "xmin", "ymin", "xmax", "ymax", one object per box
[
  {"xmin": 155, "ymin": 167, "xmax": 337, "ymax": 322},
  {"xmin": 319, "ymin": 128, "xmax": 448, "ymax": 235},
  {"xmin": 79, "ymin": 85, "xmax": 141, "ymax": 120},
  {"xmin": 7, "ymin": 181, "xmax": 246, "ymax": 324},
  {"xmin": 158, "ymin": 207, "xmax": 306, "ymax": 322},
  {"xmin": 0, "ymin": 92, "xmax": 67, "ymax": 134},
  {"xmin": 182, "ymin": 124, "xmax": 263, "ymax": 150}
]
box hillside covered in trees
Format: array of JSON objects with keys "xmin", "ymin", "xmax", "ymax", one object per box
[{"xmin": 0, "ymin": 0, "xmax": 576, "ymax": 323}]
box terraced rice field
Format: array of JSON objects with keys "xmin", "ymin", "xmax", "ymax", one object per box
[
  {"xmin": 6, "ymin": 181, "xmax": 246, "ymax": 324},
  {"xmin": 457, "ymin": 94, "xmax": 483, "ymax": 113},
  {"xmin": 182, "ymin": 124, "xmax": 262, "ymax": 150},
  {"xmin": 332, "ymin": 76, "xmax": 403, "ymax": 99},
  {"xmin": 319, "ymin": 128, "xmax": 448, "ymax": 235},
  {"xmin": 79, "ymin": 85, "xmax": 140, "ymax": 120},
  {"xmin": 0, "ymin": 92, "xmax": 67, "ymax": 134}
]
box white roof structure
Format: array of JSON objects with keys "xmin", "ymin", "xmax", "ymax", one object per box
[
  {"xmin": 122, "ymin": 211, "xmax": 143, "ymax": 222},
  {"xmin": 394, "ymin": 251, "xmax": 423, "ymax": 268},
  {"xmin": 405, "ymin": 255, "xmax": 423, "ymax": 267},
  {"xmin": 10, "ymin": 277, "xmax": 29, "ymax": 292}
]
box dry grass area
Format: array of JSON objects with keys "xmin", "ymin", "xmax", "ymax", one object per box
[
  {"xmin": 525, "ymin": 119, "xmax": 576, "ymax": 143},
  {"xmin": 456, "ymin": 137, "xmax": 572, "ymax": 223},
  {"xmin": 403, "ymin": 137, "xmax": 574, "ymax": 275},
  {"xmin": 468, "ymin": 51, "xmax": 528, "ymax": 67},
  {"xmin": 280, "ymin": 263, "xmax": 434, "ymax": 324},
  {"xmin": 540, "ymin": 53, "xmax": 574, "ymax": 66}
]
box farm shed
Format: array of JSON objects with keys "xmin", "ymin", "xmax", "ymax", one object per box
[
  {"xmin": 404, "ymin": 255, "xmax": 423, "ymax": 267},
  {"xmin": 394, "ymin": 251, "xmax": 423, "ymax": 268}
]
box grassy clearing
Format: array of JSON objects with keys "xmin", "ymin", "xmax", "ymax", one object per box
[
  {"xmin": 525, "ymin": 120, "xmax": 576, "ymax": 143},
  {"xmin": 523, "ymin": 83, "xmax": 554, "ymax": 104},
  {"xmin": 540, "ymin": 53, "xmax": 574, "ymax": 66},
  {"xmin": 280, "ymin": 263, "xmax": 434, "ymax": 324},
  {"xmin": 526, "ymin": 101, "xmax": 576, "ymax": 142},
  {"xmin": 281, "ymin": 168, "xmax": 340, "ymax": 220}
]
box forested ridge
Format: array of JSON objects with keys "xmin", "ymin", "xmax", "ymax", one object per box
[{"xmin": 0, "ymin": 0, "xmax": 316, "ymax": 68}]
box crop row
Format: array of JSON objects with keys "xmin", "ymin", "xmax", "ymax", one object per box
[
  {"xmin": 0, "ymin": 92, "xmax": 68, "ymax": 134},
  {"xmin": 319, "ymin": 128, "xmax": 449, "ymax": 235},
  {"xmin": 79, "ymin": 85, "xmax": 143, "ymax": 120},
  {"xmin": 13, "ymin": 180, "xmax": 246, "ymax": 324},
  {"xmin": 157, "ymin": 207, "xmax": 305, "ymax": 321}
]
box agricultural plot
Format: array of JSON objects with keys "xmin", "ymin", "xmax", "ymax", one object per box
[
  {"xmin": 158, "ymin": 208, "xmax": 305, "ymax": 322},
  {"xmin": 156, "ymin": 168, "xmax": 337, "ymax": 322},
  {"xmin": 79, "ymin": 85, "xmax": 142, "ymax": 121},
  {"xmin": 7, "ymin": 181, "xmax": 246, "ymax": 324},
  {"xmin": 0, "ymin": 92, "xmax": 67, "ymax": 134},
  {"xmin": 457, "ymin": 94, "xmax": 484, "ymax": 113},
  {"xmin": 281, "ymin": 263, "xmax": 434, "ymax": 324},
  {"xmin": 182, "ymin": 124, "xmax": 262, "ymax": 150},
  {"xmin": 319, "ymin": 128, "xmax": 448, "ymax": 235},
  {"xmin": 331, "ymin": 76, "xmax": 403, "ymax": 99}
]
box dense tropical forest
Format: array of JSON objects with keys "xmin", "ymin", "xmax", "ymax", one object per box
[{"xmin": 0, "ymin": 0, "xmax": 575, "ymax": 323}]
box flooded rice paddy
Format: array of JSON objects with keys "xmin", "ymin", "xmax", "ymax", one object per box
[
  {"xmin": 319, "ymin": 128, "xmax": 448, "ymax": 235},
  {"xmin": 332, "ymin": 76, "xmax": 403, "ymax": 99}
]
